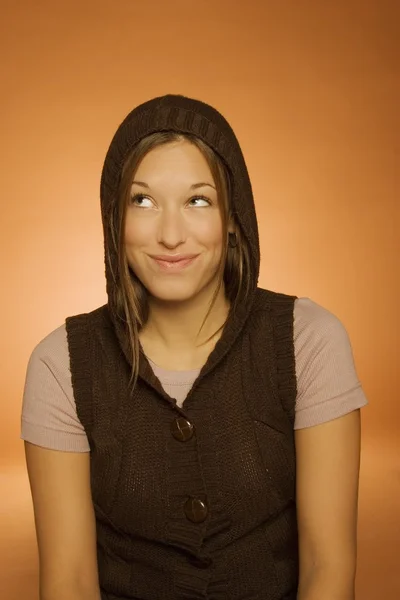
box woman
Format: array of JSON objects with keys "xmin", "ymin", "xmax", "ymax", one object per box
[{"xmin": 21, "ymin": 94, "xmax": 368, "ymax": 600}]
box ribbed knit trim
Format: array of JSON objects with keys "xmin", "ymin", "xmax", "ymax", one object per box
[
  {"xmin": 247, "ymin": 289, "xmax": 298, "ymax": 427},
  {"xmin": 65, "ymin": 311, "xmax": 94, "ymax": 433},
  {"xmin": 270, "ymin": 292, "xmax": 298, "ymax": 422}
]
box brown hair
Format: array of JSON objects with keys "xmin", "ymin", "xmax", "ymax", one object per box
[{"xmin": 106, "ymin": 131, "xmax": 252, "ymax": 390}]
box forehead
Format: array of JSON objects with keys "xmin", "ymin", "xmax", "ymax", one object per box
[{"xmin": 133, "ymin": 140, "xmax": 214, "ymax": 182}]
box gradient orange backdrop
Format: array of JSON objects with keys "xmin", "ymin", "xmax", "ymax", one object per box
[{"xmin": 1, "ymin": 1, "xmax": 399, "ymax": 598}]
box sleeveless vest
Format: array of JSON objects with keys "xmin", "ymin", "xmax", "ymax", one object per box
[{"xmin": 66, "ymin": 288, "xmax": 299, "ymax": 600}]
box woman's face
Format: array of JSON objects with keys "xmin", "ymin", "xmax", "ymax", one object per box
[{"xmin": 124, "ymin": 139, "xmax": 225, "ymax": 304}]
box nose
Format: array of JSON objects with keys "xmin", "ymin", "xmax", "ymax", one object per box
[{"xmin": 157, "ymin": 208, "xmax": 187, "ymax": 249}]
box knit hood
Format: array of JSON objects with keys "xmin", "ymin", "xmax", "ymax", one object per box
[{"xmin": 99, "ymin": 94, "xmax": 261, "ymax": 369}]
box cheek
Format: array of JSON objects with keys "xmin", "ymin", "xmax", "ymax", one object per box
[
  {"xmin": 124, "ymin": 216, "xmax": 151, "ymax": 247},
  {"xmin": 193, "ymin": 215, "xmax": 224, "ymax": 246}
]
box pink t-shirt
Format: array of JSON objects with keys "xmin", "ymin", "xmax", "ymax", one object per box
[{"xmin": 20, "ymin": 297, "xmax": 368, "ymax": 452}]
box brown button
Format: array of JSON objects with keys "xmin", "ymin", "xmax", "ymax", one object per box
[
  {"xmin": 184, "ymin": 497, "xmax": 208, "ymax": 523},
  {"xmin": 170, "ymin": 417, "xmax": 194, "ymax": 442}
]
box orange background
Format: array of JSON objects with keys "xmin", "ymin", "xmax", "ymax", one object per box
[{"xmin": 1, "ymin": 0, "xmax": 399, "ymax": 598}]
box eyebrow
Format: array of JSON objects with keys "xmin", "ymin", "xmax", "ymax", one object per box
[{"xmin": 131, "ymin": 180, "xmax": 216, "ymax": 191}]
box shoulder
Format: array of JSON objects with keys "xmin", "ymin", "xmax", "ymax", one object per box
[
  {"xmin": 22, "ymin": 322, "xmax": 90, "ymax": 452},
  {"xmin": 253, "ymin": 290, "xmax": 368, "ymax": 427},
  {"xmin": 24, "ymin": 322, "xmax": 72, "ymax": 411},
  {"xmin": 292, "ymin": 297, "xmax": 368, "ymax": 428},
  {"xmin": 28, "ymin": 322, "xmax": 70, "ymax": 375},
  {"xmin": 31, "ymin": 302, "xmax": 108, "ymax": 370},
  {"xmin": 253, "ymin": 288, "xmax": 350, "ymax": 345},
  {"xmin": 293, "ymin": 296, "xmax": 348, "ymax": 343},
  {"xmin": 293, "ymin": 297, "xmax": 357, "ymax": 374}
]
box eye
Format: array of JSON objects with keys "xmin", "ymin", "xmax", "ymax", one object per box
[
  {"xmin": 188, "ymin": 195, "xmax": 212, "ymax": 207},
  {"xmin": 129, "ymin": 193, "xmax": 153, "ymax": 208}
]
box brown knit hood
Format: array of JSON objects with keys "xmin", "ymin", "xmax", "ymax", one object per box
[{"xmin": 99, "ymin": 94, "xmax": 261, "ymax": 366}]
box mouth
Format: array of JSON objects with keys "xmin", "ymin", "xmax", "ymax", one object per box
[{"xmin": 150, "ymin": 254, "xmax": 199, "ymax": 272}]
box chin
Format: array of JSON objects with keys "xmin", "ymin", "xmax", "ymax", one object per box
[
  {"xmin": 146, "ymin": 286, "xmax": 199, "ymax": 304},
  {"xmin": 142, "ymin": 276, "xmax": 216, "ymax": 305}
]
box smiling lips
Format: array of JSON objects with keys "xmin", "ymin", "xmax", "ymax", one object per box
[{"xmin": 150, "ymin": 254, "xmax": 199, "ymax": 271}]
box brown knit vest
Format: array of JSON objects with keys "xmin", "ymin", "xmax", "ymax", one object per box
[{"xmin": 66, "ymin": 287, "xmax": 299, "ymax": 600}]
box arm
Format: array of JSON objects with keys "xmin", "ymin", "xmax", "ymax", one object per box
[
  {"xmin": 25, "ymin": 442, "xmax": 101, "ymax": 600},
  {"xmin": 295, "ymin": 410, "xmax": 362, "ymax": 600}
]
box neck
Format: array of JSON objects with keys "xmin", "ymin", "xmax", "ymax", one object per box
[{"xmin": 140, "ymin": 285, "xmax": 230, "ymax": 355}]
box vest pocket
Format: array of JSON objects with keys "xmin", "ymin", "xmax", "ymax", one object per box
[{"xmin": 253, "ymin": 419, "xmax": 296, "ymax": 506}]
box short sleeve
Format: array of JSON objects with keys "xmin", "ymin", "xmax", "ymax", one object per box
[
  {"xmin": 21, "ymin": 323, "xmax": 90, "ymax": 452},
  {"xmin": 293, "ymin": 298, "xmax": 368, "ymax": 429}
]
